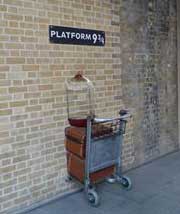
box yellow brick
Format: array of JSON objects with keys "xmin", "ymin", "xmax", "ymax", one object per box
[
  {"xmin": 21, "ymin": 36, "xmax": 38, "ymax": 43},
  {"xmin": 40, "ymin": 123, "xmax": 56, "ymax": 130},
  {"xmin": 40, "ymin": 98, "xmax": 54, "ymax": 104},
  {"xmin": 25, "ymin": 105, "xmax": 42, "ymax": 112},
  {"xmin": 10, "ymin": 114, "xmax": 28, "ymax": 121},
  {"xmin": 39, "ymin": 24, "xmax": 47, "ymax": 30},
  {"xmin": 24, "ymin": 92, "xmax": 40, "ymax": 99},
  {"xmin": 4, "ymin": 13, "xmax": 23, "ymax": 21},
  {"xmin": 23, "ymin": 65, "xmax": 39, "ymax": 71},
  {"xmin": 10, "ymin": 101, "xmax": 28, "ymax": 107},
  {"xmin": 4, "ymin": 0, "xmax": 23, "ymax": 6},
  {"xmin": 23, "ymin": 1, "xmax": 33, "ymax": 8},
  {"xmin": 0, "ymin": 131, "xmax": 9, "ymax": 138},
  {"xmin": 15, "ymin": 121, "xmax": 24, "ymax": 128},
  {"xmin": 26, "ymin": 58, "xmax": 35, "ymax": 64},
  {"xmin": 8, "ymin": 6, "xmax": 18, "ymax": 13},
  {"xmin": 5, "ymin": 43, "xmax": 24, "ymax": 49},
  {"xmin": 2, "ymin": 159, "xmax": 11, "ymax": 166},
  {"xmin": 10, "ymin": 50, "xmax": 20, "ymax": 57},
  {"xmin": 0, "ymin": 20, "xmax": 8, "ymax": 28},
  {"xmin": 13, "ymin": 80, "xmax": 23, "ymax": 86},
  {"xmin": 0, "ymin": 50, "xmax": 9, "ymax": 57},
  {"xmin": 0, "ymin": 192, "xmax": 17, "ymax": 203},
  {"xmin": 34, "ymin": 17, "xmax": 49, "ymax": 24},
  {"xmin": 26, "ymin": 119, "xmax": 42, "ymax": 126},
  {"xmin": 9, "ymin": 87, "xmax": 27, "ymax": 93},
  {"xmin": 6, "ymin": 57, "xmax": 25, "ymax": 64},
  {"xmin": 39, "ymin": 85, "xmax": 53, "ymax": 91},
  {"xmin": 0, "ymin": 5, "xmax": 7, "ymax": 11},
  {"xmin": 28, "ymin": 72, "xmax": 37, "ymax": 78},
  {"xmin": 0, "ymin": 137, "xmax": 13, "ymax": 144},
  {"xmin": 20, "ymin": 22, "xmax": 34, "ymax": 29},
  {"xmin": 0, "ymin": 165, "xmax": 15, "ymax": 174},
  {"xmin": 0, "ymin": 102, "xmax": 8, "ymax": 109},
  {"xmin": 0, "ymin": 88, "xmax": 7, "ymax": 94},
  {"xmin": 0, "ymin": 58, "xmax": 5, "ymax": 64},
  {"xmin": 25, "ymin": 30, "xmax": 34, "ymax": 36},
  {"xmin": 0, "ymin": 35, "xmax": 8, "ymax": 41},
  {"xmin": 14, "ymin": 195, "xmax": 30, "ymax": 204},
  {"xmin": 0, "ymin": 73, "xmax": 6, "ymax": 79},
  {"xmin": 29, "ymin": 99, "xmax": 38, "ymax": 105},
  {"xmin": 0, "ymin": 95, "xmax": 11, "ymax": 102},
  {"xmin": 0, "ymin": 80, "xmax": 11, "ymax": 86},
  {"xmin": 39, "ymin": 72, "xmax": 52, "ymax": 78},
  {"xmin": 24, "ymin": 16, "xmax": 33, "ymax": 22},
  {"xmin": 13, "ymin": 155, "xmax": 30, "ymax": 163},
  {"xmin": 0, "ymin": 109, "xmax": 12, "ymax": 116}
]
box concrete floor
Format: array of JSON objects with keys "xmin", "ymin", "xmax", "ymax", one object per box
[{"xmin": 24, "ymin": 151, "xmax": 180, "ymax": 214}]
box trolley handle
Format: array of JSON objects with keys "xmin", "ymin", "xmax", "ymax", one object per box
[
  {"xmin": 119, "ymin": 109, "xmax": 131, "ymax": 121},
  {"xmin": 119, "ymin": 113, "xmax": 131, "ymax": 120},
  {"xmin": 93, "ymin": 113, "xmax": 131, "ymax": 123}
]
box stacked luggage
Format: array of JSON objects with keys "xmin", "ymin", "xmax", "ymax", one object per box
[{"xmin": 65, "ymin": 123, "xmax": 115, "ymax": 183}]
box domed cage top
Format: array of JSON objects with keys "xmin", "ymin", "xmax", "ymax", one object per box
[{"xmin": 65, "ymin": 73, "xmax": 95, "ymax": 127}]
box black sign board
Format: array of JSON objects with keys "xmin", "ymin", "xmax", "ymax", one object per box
[{"xmin": 49, "ymin": 25, "xmax": 105, "ymax": 46}]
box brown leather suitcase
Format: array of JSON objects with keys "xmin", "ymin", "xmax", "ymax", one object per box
[
  {"xmin": 65, "ymin": 138, "xmax": 85, "ymax": 159},
  {"xmin": 67, "ymin": 152, "xmax": 115, "ymax": 183},
  {"xmin": 65, "ymin": 124, "xmax": 113, "ymax": 159},
  {"xmin": 65, "ymin": 124, "xmax": 113, "ymax": 144}
]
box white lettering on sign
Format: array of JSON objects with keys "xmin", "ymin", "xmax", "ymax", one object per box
[
  {"xmin": 50, "ymin": 31, "xmax": 94, "ymax": 41},
  {"xmin": 86, "ymin": 34, "xmax": 91, "ymax": 40},
  {"xmin": 81, "ymin": 33, "xmax": 85, "ymax": 40},
  {"xmin": 66, "ymin": 32, "xmax": 70, "ymax": 38},
  {"xmin": 92, "ymin": 34, "xmax": 97, "ymax": 43},
  {"xmin": 61, "ymin": 32, "xmax": 66, "ymax": 38},
  {"xmin": 51, "ymin": 31, "xmax": 56, "ymax": 37},
  {"xmin": 71, "ymin": 32, "xmax": 75, "ymax": 38},
  {"xmin": 76, "ymin": 33, "xmax": 81, "ymax": 39},
  {"xmin": 56, "ymin": 31, "xmax": 60, "ymax": 38}
]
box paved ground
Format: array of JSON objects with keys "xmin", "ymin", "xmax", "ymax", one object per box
[{"xmin": 24, "ymin": 151, "xmax": 180, "ymax": 214}]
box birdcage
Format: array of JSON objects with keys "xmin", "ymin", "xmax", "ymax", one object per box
[{"xmin": 65, "ymin": 73, "xmax": 95, "ymax": 127}]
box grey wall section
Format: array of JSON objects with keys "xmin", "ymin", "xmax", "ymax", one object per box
[
  {"xmin": 120, "ymin": 0, "xmax": 178, "ymax": 167},
  {"xmin": 177, "ymin": 0, "xmax": 180, "ymax": 147}
]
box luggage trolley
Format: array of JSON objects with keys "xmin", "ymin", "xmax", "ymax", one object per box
[
  {"xmin": 84, "ymin": 111, "xmax": 132, "ymax": 206},
  {"xmin": 65, "ymin": 73, "xmax": 132, "ymax": 206}
]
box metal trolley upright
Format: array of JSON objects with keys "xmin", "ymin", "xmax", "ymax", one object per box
[{"xmin": 65, "ymin": 73, "xmax": 132, "ymax": 206}]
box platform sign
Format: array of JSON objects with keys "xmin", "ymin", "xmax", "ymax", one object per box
[{"xmin": 49, "ymin": 25, "xmax": 105, "ymax": 46}]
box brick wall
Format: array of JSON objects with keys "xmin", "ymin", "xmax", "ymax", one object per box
[
  {"xmin": 0, "ymin": 0, "xmax": 131, "ymax": 213},
  {"xmin": 0, "ymin": 0, "xmax": 178, "ymax": 213},
  {"xmin": 120, "ymin": 0, "xmax": 178, "ymax": 166}
]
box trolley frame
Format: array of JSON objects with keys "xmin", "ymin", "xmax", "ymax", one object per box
[{"xmin": 67, "ymin": 111, "xmax": 132, "ymax": 206}]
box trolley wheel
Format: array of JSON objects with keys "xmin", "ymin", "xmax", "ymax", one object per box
[
  {"xmin": 120, "ymin": 176, "xmax": 132, "ymax": 190},
  {"xmin": 65, "ymin": 175, "xmax": 72, "ymax": 182},
  {"xmin": 87, "ymin": 189, "xmax": 100, "ymax": 207}
]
